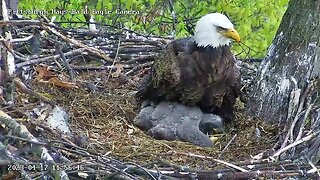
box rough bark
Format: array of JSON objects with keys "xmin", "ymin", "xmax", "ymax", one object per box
[
  {"xmin": 7, "ymin": 0, "xmax": 17, "ymax": 9},
  {"xmin": 245, "ymin": 0, "xmax": 320, "ymax": 164},
  {"xmin": 246, "ymin": 0, "xmax": 320, "ymax": 124}
]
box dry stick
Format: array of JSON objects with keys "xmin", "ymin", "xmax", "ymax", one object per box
[
  {"xmin": 13, "ymin": 77, "xmax": 55, "ymax": 106},
  {"xmin": 110, "ymin": 53, "xmax": 155, "ymax": 61},
  {"xmin": 125, "ymin": 54, "xmax": 156, "ymax": 64},
  {"xmin": 305, "ymin": 155, "xmax": 320, "ymax": 176},
  {"xmin": 196, "ymin": 170, "xmax": 312, "ymax": 179},
  {"xmin": 0, "ymin": 142, "xmax": 32, "ymax": 179},
  {"xmin": 42, "ymin": 25, "xmax": 112, "ymax": 62},
  {"xmin": 153, "ymin": 164, "xmax": 162, "ymax": 180},
  {"xmin": 0, "ymin": 20, "xmax": 43, "ymax": 27},
  {"xmin": 4, "ymin": 135, "xmax": 48, "ymax": 146},
  {"xmin": 94, "ymin": 155, "xmax": 147, "ymax": 179},
  {"xmin": 99, "ymin": 46, "xmax": 161, "ymax": 53},
  {"xmin": 1, "ymin": 0, "xmax": 16, "ymax": 104},
  {"xmin": 5, "ymin": 135, "xmax": 100, "ymax": 161},
  {"xmin": 59, "ymin": 21, "xmax": 149, "ymax": 37},
  {"xmin": 13, "ymin": 51, "xmax": 30, "ymax": 62},
  {"xmin": 309, "ymin": 107, "xmax": 320, "ymax": 134},
  {"xmin": 16, "ymin": 48, "xmax": 85, "ymax": 68},
  {"xmin": 280, "ymin": 83, "xmax": 312, "ymax": 150},
  {"xmin": 119, "ymin": 73, "xmax": 139, "ymax": 87},
  {"xmin": 0, "ymin": 36, "xmax": 20, "ymax": 58},
  {"xmin": 4, "ymin": 136, "xmax": 137, "ymax": 178},
  {"xmin": 95, "ymin": 159, "xmax": 139, "ymax": 179},
  {"xmin": 106, "ymin": 38, "xmax": 121, "ymax": 82},
  {"xmin": 235, "ymin": 160, "xmax": 304, "ymax": 171},
  {"xmin": 173, "ymin": 151, "xmax": 249, "ymax": 172},
  {"xmin": 0, "ymin": 111, "xmax": 69, "ymax": 180},
  {"xmin": 124, "ymin": 162, "xmax": 157, "ymax": 180},
  {"xmin": 218, "ymin": 134, "xmax": 237, "ymax": 159},
  {"xmin": 150, "ymin": 169, "xmax": 310, "ymax": 179},
  {"xmin": 295, "ymin": 100, "xmax": 314, "ymax": 142},
  {"xmin": 1, "ymin": 37, "xmax": 28, "ymax": 65},
  {"xmin": 125, "ymin": 61, "xmax": 153, "ymax": 76},
  {"xmin": 272, "ymin": 131, "xmax": 320, "ymax": 158},
  {"xmin": 70, "ymin": 64, "xmax": 116, "ymax": 71},
  {"xmin": 56, "ymin": 43, "xmax": 76, "ymax": 82},
  {"xmin": 0, "ymin": 34, "xmax": 34, "ymax": 43},
  {"xmin": 149, "ymin": 160, "xmax": 310, "ymax": 178},
  {"xmin": 292, "ymin": 83, "xmax": 313, "ymax": 138}
]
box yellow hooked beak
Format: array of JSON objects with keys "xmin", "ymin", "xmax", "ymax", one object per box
[{"xmin": 223, "ymin": 28, "xmax": 241, "ymax": 43}]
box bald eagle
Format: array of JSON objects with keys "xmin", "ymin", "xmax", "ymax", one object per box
[{"xmin": 135, "ymin": 13, "xmax": 241, "ymax": 122}]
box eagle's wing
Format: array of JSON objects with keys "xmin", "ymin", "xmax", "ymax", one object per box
[
  {"xmin": 196, "ymin": 48, "xmax": 240, "ymax": 121},
  {"xmin": 135, "ymin": 42, "xmax": 181, "ymax": 102},
  {"xmin": 207, "ymin": 57, "xmax": 241, "ymax": 121},
  {"xmin": 219, "ymin": 61, "xmax": 241, "ymax": 121}
]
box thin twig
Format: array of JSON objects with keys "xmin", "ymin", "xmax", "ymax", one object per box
[
  {"xmin": 124, "ymin": 162, "xmax": 157, "ymax": 180},
  {"xmin": 106, "ymin": 38, "xmax": 121, "ymax": 82},
  {"xmin": 16, "ymin": 48, "xmax": 85, "ymax": 68},
  {"xmin": 42, "ymin": 24, "xmax": 112, "ymax": 62},
  {"xmin": 218, "ymin": 134, "xmax": 237, "ymax": 159},
  {"xmin": 281, "ymin": 82, "xmax": 312, "ymax": 150},
  {"xmin": 272, "ymin": 131, "xmax": 320, "ymax": 158},
  {"xmin": 56, "ymin": 43, "xmax": 76, "ymax": 82},
  {"xmin": 13, "ymin": 77, "xmax": 55, "ymax": 106},
  {"xmin": 304, "ymin": 154, "xmax": 320, "ymax": 177},
  {"xmin": 172, "ymin": 151, "xmax": 249, "ymax": 172}
]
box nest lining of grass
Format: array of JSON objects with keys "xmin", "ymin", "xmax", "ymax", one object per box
[{"xmin": 27, "ymin": 70, "xmax": 278, "ymax": 167}]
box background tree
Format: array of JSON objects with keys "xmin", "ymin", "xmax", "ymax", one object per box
[
  {"xmin": 18, "ymin": 0, "xmax": 288, "ymax": 58},
  {"xmin": 245, "ymin": 0, "xmax": 320, "ymax": 164}
]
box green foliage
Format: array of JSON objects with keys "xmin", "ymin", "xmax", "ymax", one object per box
[{"xmin": 18, "ymin": 0, "xmax": 288, "ymax": 58}]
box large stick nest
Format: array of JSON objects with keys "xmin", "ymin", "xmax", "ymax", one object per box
[{"xmin": 0, "ymin": 17, "xmax": 319, "ymax": 179}]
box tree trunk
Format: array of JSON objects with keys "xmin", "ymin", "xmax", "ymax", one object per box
[
  {"xmin": 245, "ymin": 0, "xmax": 320, "ymax": 164},
  {"xmin": 246, "ymin": 0, "xmax": 320, "ymax": 123},
  {"xmin": 5, "ymin": 0, "xmax": 18, "ymax": 12}
]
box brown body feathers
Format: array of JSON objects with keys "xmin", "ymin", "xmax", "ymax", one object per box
[{"xmin": 135, "ymin": 37, "xmax": 240, "ymax": 121}]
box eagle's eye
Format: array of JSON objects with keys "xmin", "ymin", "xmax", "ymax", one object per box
[{"xmin": 217, "ymin": 26, "xmax": 227, "ymax": 32}]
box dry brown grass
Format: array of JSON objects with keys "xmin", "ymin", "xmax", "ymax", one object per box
[{"xmin": 17, "ymin": 70, "xmax": 278, "ymax": 168}]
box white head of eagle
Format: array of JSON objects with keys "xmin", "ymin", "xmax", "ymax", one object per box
[{"xmin": 194, "ymin": 13, "xmax": 241, "ymax": 48}]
